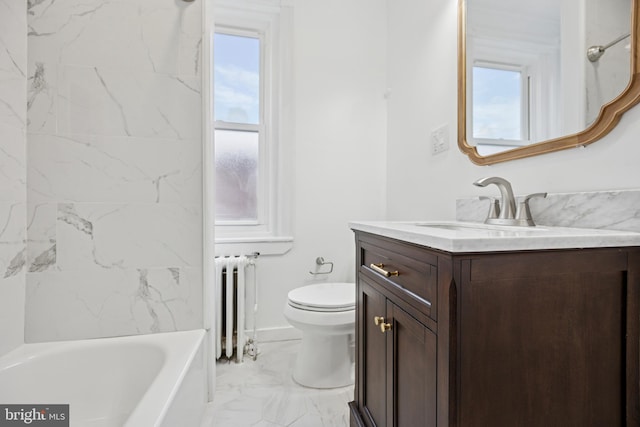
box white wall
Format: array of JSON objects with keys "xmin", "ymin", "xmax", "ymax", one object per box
[
  {"xmin": 387, "ymin": 0, "xmax": 640, "ymax": 222},
  {"xmin": 0, "ymin": 0, "xmax": 27, "ymax": 356},
  {"xmin": 585, "ymin": 0, "xmax": 631, "ymax": 124},
  {"xmin": 251, "ymin": 0, "xmax": 388, "ymax": 336}
]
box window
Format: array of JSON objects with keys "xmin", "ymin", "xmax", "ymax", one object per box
[
  {"xmin": 472, "ymin": 63, "xmax": 530, "ymax": 143},
  {"xmin": 212, "ymin": 1, "xmax": 293, "ymax": 254},
  {"xmin": 467, "ymin": 34, "xmax": 561, "ymax": 151},
  {"xmin": 214, "ymin": 31, "xmax": 261, "ymax": 224}
]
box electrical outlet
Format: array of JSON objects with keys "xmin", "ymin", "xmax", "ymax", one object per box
[{"xmin": 431, "ymin": 124, "xmax": 450, "ymax": 155}]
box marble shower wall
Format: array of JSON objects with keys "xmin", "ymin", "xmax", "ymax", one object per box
[
  {"xmin": 25, "ymin": 0, "xmax": 204, "ymax": 341},
  {"xmin": 0, "ymin": 0, "xmax": 27, "ymax": 355}
]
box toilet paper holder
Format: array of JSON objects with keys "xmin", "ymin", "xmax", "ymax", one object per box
[{"xmin": 309, "ymin": 257, "xmax": 334, "ymax": 275}]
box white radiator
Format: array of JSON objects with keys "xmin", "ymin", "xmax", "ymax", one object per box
[{"xmin": 214, "ymin": 255, "xmax": 256, "ymax": 362}]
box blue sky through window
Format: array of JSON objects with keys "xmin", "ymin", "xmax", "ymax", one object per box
[
  {"xmin": 472, "ymin": 66, "xmax": 522, "ymax": 140},
  {"xmin": 214, "ymin": 33, "xmax": 260, "ymax": 125}
]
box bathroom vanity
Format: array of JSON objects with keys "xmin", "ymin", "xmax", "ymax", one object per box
[{"xmin": 348, "ymin": 221, "xmax": 640, "ymax": 427}]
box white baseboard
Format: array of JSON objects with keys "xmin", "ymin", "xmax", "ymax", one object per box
[{"xmin": 245, "ymin": 326, "xmax": 301, "ymax": 343}]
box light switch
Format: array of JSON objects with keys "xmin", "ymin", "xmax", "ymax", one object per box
[{"xmin": 431, "ymin": 124, "xmax": 450, "ymax": 155}]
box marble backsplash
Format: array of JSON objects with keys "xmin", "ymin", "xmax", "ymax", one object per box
[{"xmin": 457, "ymin": 189, "xmax": 640, "ymax": 233}]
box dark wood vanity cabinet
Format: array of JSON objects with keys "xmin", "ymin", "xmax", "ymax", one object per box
[{"xmin": 349, "ymin": 231, "xmax": 640, "ymax": 427}]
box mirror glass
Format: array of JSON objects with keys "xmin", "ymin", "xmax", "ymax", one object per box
[{"xmin": 459, "ymin": 0, "xmax": 640, "ymax": 164}]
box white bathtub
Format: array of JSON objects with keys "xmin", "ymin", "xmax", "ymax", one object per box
[{"xmin": 0, "ymin": 329, "xmax": 206, "ymax": 427}]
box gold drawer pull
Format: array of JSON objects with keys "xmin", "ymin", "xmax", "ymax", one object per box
[
  {"xmin": 373, "ymin": 316, "xmax": 392, "ymax": 333},
  {"xmin": 370, "ymin": 263, "xmax": 399, "ymax": 277}
]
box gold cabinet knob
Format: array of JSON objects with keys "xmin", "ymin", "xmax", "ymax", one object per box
[
  {"xmin": 379, "ymin": 321, "xmax": 392, "ymax": 333},
  {"xmin": 373, "ymin": 316, "xmax": 391, "ymax": 333}
]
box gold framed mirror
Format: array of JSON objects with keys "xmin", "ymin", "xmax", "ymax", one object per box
[{"xmin": 458, "ymin": 0, "xmax": 640, "ymax": 165}]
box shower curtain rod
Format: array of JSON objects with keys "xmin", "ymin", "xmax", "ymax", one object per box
[{"xmin": 587, "ymin": 32, "xmax": 631, "ymax": 62}]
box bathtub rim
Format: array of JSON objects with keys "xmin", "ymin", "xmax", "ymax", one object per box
[
  {"xmin": 0, "ymin": 329, "xmax": 206, "ymax": 427},
  {"xmin": 124, "ymin": 329, "xmax": 206, "ymax": 426}
]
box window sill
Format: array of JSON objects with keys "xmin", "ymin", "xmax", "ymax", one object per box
[{"xmin": 214, "ymin": 236, "xmax": 294, "ymax": 257}]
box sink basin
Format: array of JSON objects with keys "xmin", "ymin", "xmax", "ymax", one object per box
[{"xmin": 414, "ymin": 222, "xmax": 548, "ymax": 233}]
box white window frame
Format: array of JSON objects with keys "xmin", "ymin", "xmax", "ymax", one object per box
[
  {"xmin": 470, "ymin": 60, "xmax": 531, "ymax": 147},
  {"xmin": 466, "ymin": 33, "xmax": 561, "ymax": 150},
  {"xmin": 212, "ymin": 0, "xmax": 293, "ymax": 256}
]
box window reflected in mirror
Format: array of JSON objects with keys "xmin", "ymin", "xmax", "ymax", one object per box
[{"xmin": 472, "ymin": 65, "xmax": 528, "ymax": 155}]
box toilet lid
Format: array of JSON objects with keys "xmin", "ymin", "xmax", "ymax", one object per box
[{"xmin": 287, "ymin": 282, "xmax": 355, "ymax": 312}]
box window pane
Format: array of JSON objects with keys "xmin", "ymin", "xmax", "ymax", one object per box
[
  {"xmin": 473, "ymin": 66, "xmax": 522, "ymax": 140},
  {"xmin": 215, "ymin": 129, "xmax": 259, "ymax": 222},
  {"xmin": 214, "ymin": 33, "xmax": 260, "ymax": 125}
]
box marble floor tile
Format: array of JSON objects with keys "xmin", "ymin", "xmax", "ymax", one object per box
[{"xmin": 200, "ymin": 340, "xmax": 354, "ymax": 427}]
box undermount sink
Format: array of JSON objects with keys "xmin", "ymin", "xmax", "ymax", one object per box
[{"xmin": 413, "ymin": 221, "xmax": 549, "ymax": 233}]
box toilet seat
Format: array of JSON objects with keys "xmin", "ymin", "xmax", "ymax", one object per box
[{"xmin": 287, "ymin": 282, "xmax": 355, "ymax": 313}]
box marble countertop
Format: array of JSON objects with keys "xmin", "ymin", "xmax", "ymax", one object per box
[{"xmin": 349, "ymin": 221, "xmax": 640, "ymax": 253}]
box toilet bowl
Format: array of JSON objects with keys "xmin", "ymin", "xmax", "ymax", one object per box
[{"xmin": 283, "ymin": 282, "xmax": 355, "ymax": 388}]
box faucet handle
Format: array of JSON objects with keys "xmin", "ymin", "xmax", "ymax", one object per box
[
  {"xmin": 479, "ymin": 196, "xmax": 501, "ymax": 220},
  {"xmin": 515, "ymin": 193, "xmax": 547, "ymax": 226}
]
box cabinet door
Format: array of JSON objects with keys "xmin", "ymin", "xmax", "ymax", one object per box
[
  {"xmin": 458, "ymin": 252, "xmax": 632, "ymax": 426},
  {"xmin": 358, "ymin": 278, "xmax": 388, "ymax": 427},
  {"xmin": 388, "ymin": 302, "xmax": 437, "ymax": 427}
]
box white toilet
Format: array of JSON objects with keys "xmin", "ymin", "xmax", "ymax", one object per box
[{"xmin": 283, "ymin": 282, "xmax": 355, "ymax": 388}]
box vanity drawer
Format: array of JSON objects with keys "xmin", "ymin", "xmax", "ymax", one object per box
[{"xmin": 359, "ymin": 235, "xmax": 437, "ymax": 320}]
